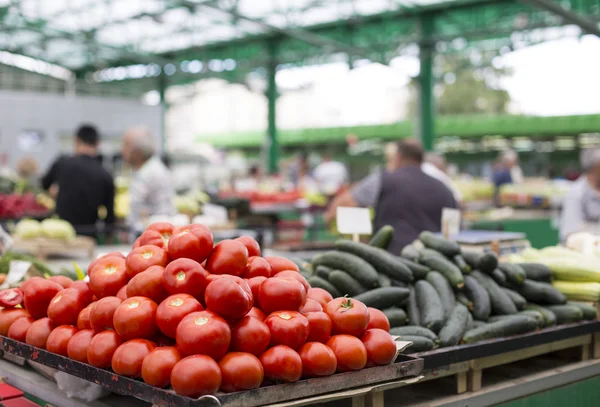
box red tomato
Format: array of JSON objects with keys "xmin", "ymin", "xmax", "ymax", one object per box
[
  {"xmin": 71, "ymin": 281, "xmax": 93, "ymax": 303},
  {"xmin": 46, "ymin": 325, "xmax": 78, "ymax": 356},
  {"xmin": 246, "ymin": 276, "xmax": 267, "ymax": 306},
  {"xmin": 141, "ymin": 346, "xmax": 181, "ymax": 388},
  {"xmin": 0, "ymin": 288, "xmax": 23, "ymax": 308},
  {"xmin": 324, "ymin": 297, "xmax": 370, "ymax": 337},
  {"xmin": 326, "ymin": 335, "xmax": 367, "ymax": 372},
  {"xmin": 258, "ymin": 277, "xmax": 306, "ymax": 315},
  {"xmin": 137, "ymin": 230, "xmax": 167, "ymax": 249},
  {"xmin": 204, "ymin": 276, "xmax": 253, "ymax": 320},
  {"xmin": 126, "ymin": 265, "xmax": 168, "ymax": 304},
  {"xmin": 219, "ymin": 352, "xmax": 264, "ymax": 392},
  {"xmin": 0, "ymin": 308, "xmax": 29, "ymax": 336},
  {"xmin": 264, "ymin": 256, "xmax": 299, "ymax": 275},
  {"xmin": 205, "ymin": 240, "xmax": 248, "ymax": 277},
  {"xmin": 90, "ymin": 296, "xmax": 122, "ymax": 332},
  {"xmin": 87, "ymin": 330, "xmax": 123, "ymax": 368},
  {"xmin": 77, "ymin": 303, "xmax": 94, "ymax": 330},
  {"xmin": 67, "ymin": 329, "xmax": 94, "ymax": 363},
  {"xmin": 7, "ymin": 316, "xmax": 34, "ymax": 342},
  {"xmin": 298, "ymin": 342, "xmax": 337, "ymax": 377},
  {"xmin": 176, "ymin": 310, "xmax": 231, "ymax": 359},
  {"xmin": 20, "ymin": 276, "xmax": 44, "ymax": 292},
  {"xmin": 300, "ymin": 299, "xmax": 323, "ymax": 314},
  {"xmin": 361, "ymin": 328, "xmax": 396, "ymax": 366},
  {"xmin": 47, "ymin": 288, "xmax": 88, "ymax": 326},
  {"xmin": 125, "ymin": 245, "xmax": 169, "ymax": 278},
  {"xmin": 89, "ymin": 257, "xmax": 129, "ymax": 299},
  {"xmin": 162, "ymin": 258, "xmax": 210, "ymax": 299},
  {"xmin": 156, "ymin": 294, "xmax": 203, "ymax": 339},
  {"xmin": 25, "ymin": 318, "xmax": 55, "ymax": 349},
  {"xmin": 265, "ymin": 311, "xmax": 309, "ymax": 350},
  {"xmin": 306, "ymin": 288, "xmax": 333, "ymax": 307},
  {"xmin": 242, "ymin": 257, "xmax": 271, "ymax": 279},
  {"xmin": 111, "ymin": 339, "xmax": 157, "ymax": 378},
  {"xmin": 306, "ymin": 311, "xmax": 332, "ymax": 343},
  {"xmin": 48, "ymin": 275, "xmax": 73, "ymax": 289},
  {"xmin": 230, "ymin": 316, "xmax": 270, "ymax": 356},
  {"xmin": 87, "ymin": 252, "xmax": 125, "ymax": 275},
  {"xmin": 246, "ymin": 307, "xmax": 266, "ymax": 321},
  {"xmin": 235, "ymin": 236, "xmax": 261, "ymax": 257},
  {"xmin": 116, "ymin": 285, "xmax": 128, "ymax": 301},
  {"xmin": 22, "ymin": 278, "xmax": 63, "ymax": 320},
  {"xmin": 167, "ymin": 224, "xmax": 214, "ymax": 264},
  {"xmin": 146, "ymin": 222, "xmax": 174, "ymax": 241},
  {"xmin": 276, "ymin": 270, "xmax": 309, "ymax": 294},
  {"xmin": 260, "ymin": 345, "xmax": 302, "ymax": 383},
  {"xmin": 366, "ymin": 308, "xmax": 390, "ymax": 332},
  {"xmin": 113, "ymin": 297, "xmax": 158, "ymax": 341},
  {"xmin": 170, "ymin": 355, "xmax": 222, "ymax": 398}
]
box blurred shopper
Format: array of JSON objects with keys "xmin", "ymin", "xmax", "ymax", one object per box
[
  {"xmin": 422, "ymin": 153, "xmax": 462, "ymax": 203},
  {"xmin": 560, "ymin": 148, "xmax": 600, "ymax": 241},
  {"xmin": 314, "ymin": 154, "xmax": 348, "ymax": 195},
  {"xmin": 502, "ymin": 150, "xmax": 524, "ymax": 184},
  {"xmin": 121, "ymin": 127, "xmax": 175, "ymax": 235},
  {"xmin": 41, "ymin": 124, "xmax": 115, "ymax": 235},
  {"xmin": 325, "ymin": 140, "xmax": 457, "ymax": 253}
]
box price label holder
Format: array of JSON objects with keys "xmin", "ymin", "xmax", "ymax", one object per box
[
  {"xmin": 441, "ymin": 207, "xmax": 461, "ymax": 239},
  {"xmin": 336, "ymin": 207, "xmax": 372, "ymax": 242},
  {"xmin": 0, "ymin": 260, "xmax": 32, "ymax": 289}
]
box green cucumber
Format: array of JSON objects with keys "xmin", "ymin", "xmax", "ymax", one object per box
[
  {"xmin": 426, "ymin": 271, "xmax": 456, "ymax": 320},
  {"xmin": 398, "ymin": 258, "xmax": 430, "ymax": 280},
  {"xmin": 498, "ymin": 263, "xmax": 526, "ymax": 286},
  {"xmin": 312, "ymin": 251, "xmax": 379, "ymax": 288},
  {"xmin": 464, "ymin": 275, "xmax": 491, "ymax": 321},
  {"xmin": 520, "ymin": 263, "xmax": 553, "ymax": 282},
  {"xmin": 462, "ymin": 251, "xmax": 498, "ymax": 273},
  {"xmin": 383, "ymin": 308, "xmax": 408, "ymax": 327},
  {"xmin": 568, "ymin": 302, "xmax": 598, "ymax": 320},
  {"xmin": 471, "ymin": 271, "xmax": 517, "ymax": 315},
  {"xmin": 415, "ymin": 280, "xmax": 445, "ymax": 333},
  {"xmin": 438, "ymin": 303, "xmax": 470, "ymax": 347},
  {"xmin": 391, "ymin": 279, "xmax": 408, "ymax": 288},
  {"xmin": 400, "ymin": 245, "xmax": 420, "ymax": 262},
  {"xmin": 468, "ymin": 320, "xmax": 487, "ymax": 330},
  {"xmin": 453, "ymin": 255, "xmax": 471, "ymax": 274},
  {"xmin": 419, "ymin": 248, "xmax": 446, "ymax": 260},
  {"xmin": 369, "ymin": 225, "xmax": 395, "ymax": 249},
  {"xmin": 377, "ymin": 273, "xmax": 392, "ymax": 288},
  {"xmin": 406, "ymin": 285, "xmax": 420, "ymax": 325},
  {"xmin": 488, "ymin": 311, "xmax": 544, "ymax": 328},
  {"xmin": 353, "ymin": 287, "xmax": 410, "ymax": 309},
  {"xmin": 456, "ymin": 292, "xmax": 473, "ymax": 310},
  {"xmin": 502, "ymin": 288, "xmax": 527, "ymax": 310},
  {"xmin": 389, "ymin": 326, "xmax": 438, "ymax": 342},
  {"xmin": 307, "ymin": 276, "xmax": 342, "ymax": 298},
  {"xmin": 419, "ymin": 253, "xmax": 464, "ymax": 289},
  {"xmin": 490, "ymin": 268, "xmax": 507, "ymax": 286},
  {"xmin": 419, "ymin": 231, "xmax": 461, "ymax": 256},
  {"xmin": 328, "ymin": 270, "xmax": 365, "ymax": 296},
  {"xmin": 315, "ymin": 265, "xmax": 333, "ymax": 280},
  {"xmin": 546, "ymin": 305, "xmax": 584, "ymax": 324},
  {"xmin": 524, "ymin": 304, "xmax": 557, "ymax": 327},
  {"xmin": 516, "ymin": 280, "xmax": 567, "ymax": 305},
  {"xmin": 462, "ymin": 315, "xmax": 539, "ymax": 344},
  {"xmin": 395, "ymin": 335, "xmax": 435, "ymax": 352}
]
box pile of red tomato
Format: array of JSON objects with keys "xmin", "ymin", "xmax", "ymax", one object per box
[{"xmin": 0, "ymin": 222, "xmax": 398, "ymax": 398}]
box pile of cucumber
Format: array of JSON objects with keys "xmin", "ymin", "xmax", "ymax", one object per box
[{"xmin": 305, "ymin": 226, "xmax": 597, "ymax": 352}]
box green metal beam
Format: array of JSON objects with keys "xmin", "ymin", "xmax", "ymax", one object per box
[
  {"xmin": 519, "ymin": 0, "xmax": 600, "ymax": 37},
  {"xmin": 417, "ymin": 13, "xmax": 435, "ymax": 152},
  {"xmin": 266, "ymin": 40, "xmax": 279, "ymax": 174}
]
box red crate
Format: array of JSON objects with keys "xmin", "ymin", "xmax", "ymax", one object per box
[
  {"xmin": 0, "ymin": 384, "xmax": 24, "ymax": 401},
  {"xmin": 1, "ymin": 398, "xmax": 39, "ymax": 407}
]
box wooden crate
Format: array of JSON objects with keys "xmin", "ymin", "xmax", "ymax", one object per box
[{"xmin": 11, "ymin": 236, "xmax": 95, "ymax": 260}]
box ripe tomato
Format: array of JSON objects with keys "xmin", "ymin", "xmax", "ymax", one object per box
[
  {"xmin": 162, "ymin": 258, "xmax": 210, "ymax": 299},
  {"xmin": 23, "ymin": 278, "xmax": 63, "ymax": 320},
  {"xmin": 126, "ymin": 265, "xmax": 167, "ymax": 304},
  {"xmin": 0, "ymin": 288, "xmax": 23, "ymax": 308},
  {"xmin": 48, "ymin": 275, "xmax": 73, "ymax": 289},
  {"xmin": 170, "ymin": 355, "xmax": 221, "ymax": 398},
  {"xmin": 276, "ymin": 270, "xmax": 309, "ymax": 294},
  {"xmin": 141, "ymin": 346, "xmax": 181, "ymax": 388},
  {"xmin": 90, "ymin": 296, "xmax": 122, "ymax": 332},
  {"xmin": 264, "ymin": 256, "xmax": 299, "ymax": 275},
  {"xmin": 87, "ymin": 330, "xmax": 123, "ymax": 368},
  {"xmin": 167, "ymin": 224, "xmax": 214, "ymax": 264},
  {"xmin": 366, "ymin": 308, "xmax": 390, "ymax": 332},
  {"xmin": 137, "ymin": 230, "xmax": 167, "ymax": 249},
  {"xmin": 7, "ymin": 316, "xmax": 34, "ymax": 342},
  {"xmin": 230, "ymin": 316, "xmax": 270, "ymax": 356},
  {"xmin": 298, "ymin": 342, "xmax": 337, "ymax": 377},
  {"xmin": 361, "ymin": 328, "xmax": 396, "ymax": 366},
  {"xmin": 324, "ymin": 297, "xmax": 370, "ymax": 337},
  {"xmin": 67, "ymin": 329, "xmax": 94, "ymax": 363},
  {"xmin": 326, "ymin": 335, "xmax": 367, "ymax": 372},
  {"xmin": 307, "ymin": 288, "xmax": 333, "ymax": 307},
  {"xmin": 47, "ymin": 288, "xmax": 88, "ymax": 326},
  {"xmin": 176, "ymin": 310, "xmax": 231, "ymax": 359},
  {"xmin": 89, "ymin": 257, "xmax": 129, "ymax": 299},
  {"xmin": 116, "ymin": 285, "xmax": 128, "ymax": 301},
  {"xmin": 156, "ymin": 294, "xmax": 203, "ymax": 338},
  {"xmin": 246, "ymin": 307, "xmax": 266, "ymax": 321},
  {"xmin": 125, "ymin": 245, "xmax": 169, "ymax": 278},
  {"xmin": 235, "ymin": 236, "xmax": 261, "ymax": 257},
  {"xmin": 25, "ymin": 318, "xmax": 55, "ymax": 349},
  {"xmin": 20, "ymin": 276, "xmax": 44, "ymax": 292},
  {"xmin": 71, "ymin": 281, "xmax": 93, "ymax": 303},
  {"xmin": 258, "ymin": 277, "xmax": 306, "ymax": 315},
  {"xmin": 146, "ymin": 222, "xmax": 174, "ymax": 241},
  {"xmin": 113, "ymin": 297, "xmax": 158, "ymax": 341},
  {"xmin": 87, "ymin": 252, "xmax": 125, "ymax": 275},
  {"xmin": 205, "ymin": 276, "xmax": 253, "ymax": 320},
  {"xmin": 219, "ymin": 352, "xmax": 264, "ymax": 392},
  {"xmin": 77, "ymin": 303, "xmax": 94, "ymax": 330},
  {"xmin": 206, "ymin": 240, "xmax": 248, "ymax": 277},
  {"xmin": 246, "ymin": 276, "xmax": 267, "ymax": 306},
  {"xmin": 306, "ymin": 311, "xmax": 332, "ymax": 343},
  {"xmin": 111, "ymin": 339, "xmax": 157, "ymax": 378},
  {"xmin": 46, "ymin": 325, "xmax": 78, "ymax": 356},
  {"xmin": 260, "ymin": 345, "xmax": 302, "ymax": 383},
  {"xmin": 0, "ymin": 308, "xmax": 29, "ymax": 336},
  {"xmin": 265, "ymin": 311, "xmax": 309, "ymax": 350},
  {"xmin": 243, "ymin": 257, "xmax": 271, "ymax": 279},
  {"xmin": 300, "ymin": 299, "xmax": 323, "ymax": 314}
]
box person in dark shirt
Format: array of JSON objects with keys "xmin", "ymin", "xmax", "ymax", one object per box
[{"xmin": 41, "ymin": 125, "xmax": 115, "ymax": 236}]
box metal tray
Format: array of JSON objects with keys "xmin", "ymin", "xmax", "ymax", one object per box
[{"xmin": 0, "ymin": 336, "xmax": 423, "ymax": 407}]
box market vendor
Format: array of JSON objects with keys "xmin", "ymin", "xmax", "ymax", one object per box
[
  {"xmin": 560, "ymin": 148, "xmax": 600, "ymax": 241},
  {"xmin": 324, "ymin": 139, "xmax": 457, "ymax": 253}
]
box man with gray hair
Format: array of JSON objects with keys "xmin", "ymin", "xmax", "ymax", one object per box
[
  {"xmin": 560, "ymin": 148, "xmax": 600, "ymax": 241},
  {"xmin": 121, "ymin": 127, "xmax": 175, "ymax": 235}
]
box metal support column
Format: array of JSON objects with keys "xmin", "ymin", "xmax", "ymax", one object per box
[
  {"xmin": 417, "ymin": 13, "xmax": 436, "ymax": 152},
  {"xmin": 158, "ymin": 70, "xmax": 167, "ymax": 151},
  {"xmin": 266, "ymin": 41, "xmax": 279, "ymax": 174}
]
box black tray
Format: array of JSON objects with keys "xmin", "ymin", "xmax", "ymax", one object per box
[{"xmin": 0, "ymin": 336, "xmax": 423, "ymax": 407}]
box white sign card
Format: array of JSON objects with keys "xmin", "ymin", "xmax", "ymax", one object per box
[
  {"xmin": 336, "ymin": 207, "xmax": 372, "ymax": 236},
  {"xmin": 441, "ymin": 207, "xmax": 461, "ymax": 238}
]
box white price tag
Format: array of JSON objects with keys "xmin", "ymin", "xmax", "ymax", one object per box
[
  {"xmin": 336, "ymin": 207, "xmax": 372, "ymax": 236},
  {"xmin": 441, "ymin": 207, "xmax": 461, "ymax": 238},
  {"xmin": 202, "ymin": 204, "xmax": 229, "ymax": 224},
  {"xmin": 0, "ymin": 260, "xmax": 32, "ymax": 289},
  {"xmin": 0, "ymin": 225, "xmax": 13, "ymax": 255}
]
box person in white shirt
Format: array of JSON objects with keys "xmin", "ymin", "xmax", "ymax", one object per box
[
  {"xmin": 313, "ymin": 155, "xmax": 348, "ymax": 195},
  {"xmin": 421, "ymin": 153, "xmax": 462, "ymax": 203},
  {"xmin": 502, "ymin": 150, "xmax": 524, "ymax": 184}
]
